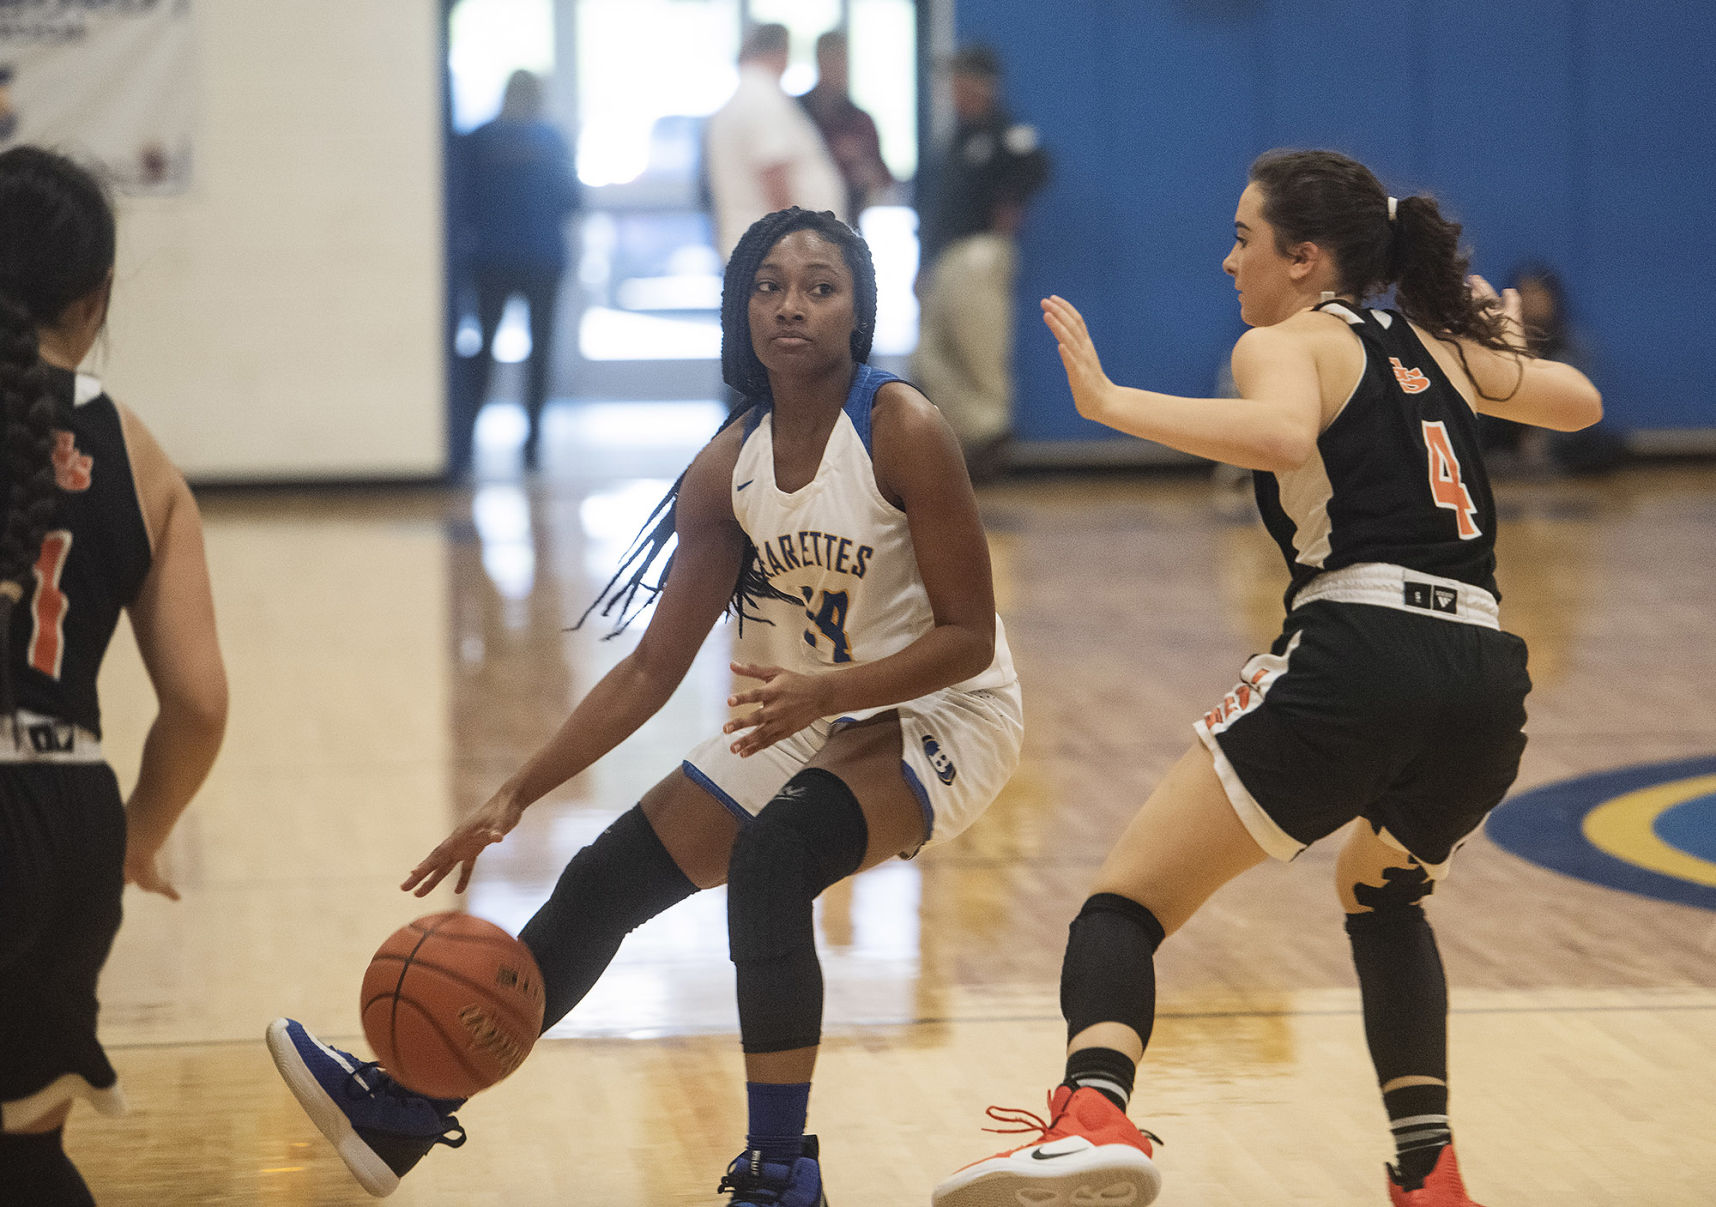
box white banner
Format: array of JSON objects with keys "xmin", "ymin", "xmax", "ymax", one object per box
[{"xmin": 0, "ymin": 0, "xmax": 196, "ymax": 193}]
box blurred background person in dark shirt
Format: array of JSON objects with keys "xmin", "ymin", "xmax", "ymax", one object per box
[
  {"xmin": 797, "ymin": 30, "xmax": 894, "ymax": 225},
  {"xmin": 912, "ymin": 44, "xmax": 1050, "ymax": 480},
  {"xmin": 451, "ymin": 69, "xmax": 579, "ymax": 475}
]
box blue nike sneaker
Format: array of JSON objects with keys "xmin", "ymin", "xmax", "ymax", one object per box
[
  {"xmin": 717, "ymin": 1134, "xmax": 829, "ymax": 1206},
  {"xmin": 265, "ymin": 1017, "xmax": 466, "ymax": 1198}
]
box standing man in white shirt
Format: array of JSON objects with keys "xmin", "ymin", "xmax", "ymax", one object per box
[{"xmin": 705, "ymin": 24, "xmax": 846, "ymax": 263}]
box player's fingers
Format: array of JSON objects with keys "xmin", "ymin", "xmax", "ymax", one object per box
[
  {"xmin": 405, "ymin": 858, "xmax": 449, "ymax": 894},
  {"xmin": 412, "ymin": 866, "xmax": 450, "ymax": 897},
  {"xmin": 454, "ymin": 858, "xmax": 476, "ymax": 895},
  {"xmin": 1055, "ymin": 297, "xmax": 1090, "ymax": 337},
  {"xmin": 1468, "ymin": 273, "xmax": 1497, "ymax": 299},
  {"xmin": 724, "ymin": 708, "xmax": 764, "ymax": 736},
  {"xmin": 729, "ymin": 661, "xmax": 777, "ymax": 682}
]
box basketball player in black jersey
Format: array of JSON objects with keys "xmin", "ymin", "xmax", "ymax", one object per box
[
  {"xmin": 935, "ymin": 150, "xmax": 1601, "ymax": 1207},
  {"xmin": 0, "ymin": 147, "xmax": 228, "ymax": 1206}
]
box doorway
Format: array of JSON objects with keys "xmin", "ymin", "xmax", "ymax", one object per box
[{"xmin": 445, "ymin": 0, "xmax": 922, "ymax": 473}]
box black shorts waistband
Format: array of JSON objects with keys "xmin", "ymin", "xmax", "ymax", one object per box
[
  {"xmin": 1293, "ymin": 563, "xmax": 1499, "ymax": 630},
  {"xmin": 0, "ymin": 710, "xmax": 103, "ymax": 763}
]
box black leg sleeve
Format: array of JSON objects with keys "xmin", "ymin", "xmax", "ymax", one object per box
[
  {"xmin": 1060, "ymin": 892, "xmax": 1167, "ymax": 1048},
  {"xmin": 518, "ymin": 805, "xmax": 699, "ymax": 1033},
  {"xmin": 1345, "ymin": 903, "xmax": 1449, "ymax": 1084},
  {"xmin": 727, "ymin": 768, "xmax": 870, "ymax": 1055}
]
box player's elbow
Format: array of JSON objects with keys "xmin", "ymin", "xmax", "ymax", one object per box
[
  {"xmin": 164, "ymin": 669, "xmax": 229, "ymax": 743},
  {"xmin": 1564, "ymin": 382, "xmax": 1604, "ymax": 431},
  {"xmin": 951, "ymin": 621, "xmax": 995, "ymax": 681},
  {"xmin": 1255, "ymin": 427, "xmax": 1318, "ymax": 475}
]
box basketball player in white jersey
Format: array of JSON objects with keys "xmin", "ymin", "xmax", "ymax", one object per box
[
  {"xmin": 267, "ymin": 207, "xmax": 1022, "ymax": 1205},
  {"xmin": 934, "ymin": 150, "xmax": 1601, "ymax": 1207}
]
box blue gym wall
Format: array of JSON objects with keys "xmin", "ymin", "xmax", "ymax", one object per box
[{"xmin": 952, "ymin": 0, "xmax": 1715, "ymax": 445}]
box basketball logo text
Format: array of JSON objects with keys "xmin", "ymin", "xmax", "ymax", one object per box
[{"xmin": 457, "ymin": 1004, "xmax": 528, "ymax": 1077}]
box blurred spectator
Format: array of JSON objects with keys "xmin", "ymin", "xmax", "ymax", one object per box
[
  {"xmin": 798, "ymin": 31, "xmax": 894, "ymax": 224},
  {"xmin": 911, "ymin": 44, "xmax": 1050, "ymax": 480},
  {"xmin": 452, "ymin": 69, "xmax": 579, "ymax": 474},
  {"xmin": 705, "ymin": 24, "xmax": 844, "ymax": 262},
  {"xmin": 1478, "ymin": 262, "xmax": 1625, "ymax": 474}
]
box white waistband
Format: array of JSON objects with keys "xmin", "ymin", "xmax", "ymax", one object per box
[
  {"xmin": 1292, "ymin": 562, "xmax": 1499, "ymax": 629},
  {"xmin": 0, "ymin": 710, "xmax": 103, "ymax": 762}
]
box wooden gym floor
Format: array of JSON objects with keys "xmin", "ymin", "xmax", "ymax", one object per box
[{"xmin": 66, "ymin": 404, "xmax": 1716, "ymax": 1205}]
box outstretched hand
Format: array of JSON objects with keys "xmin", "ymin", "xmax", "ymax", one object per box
[
  {"xmin": 723, "ymin": 661, "xmax": 830, "ymax": 757},
  {"xmin": 1041, "ymin": 295, "xmax": 1117, "ymax": 424},
  {"xmin": 402, "ymin": 792, "xmax": 526, "ymax": 897},
  {"xmin": 1468, "ymin": 274, "xmax": 1527, "ymax": 351}
]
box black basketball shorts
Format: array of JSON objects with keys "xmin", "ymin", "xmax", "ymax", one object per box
[
  {"xmin": 1194, "ymin": 570, "xmax": 1531, "ymax": 877},
  {"xmin": 0, "ymin": 762, "xmax": 127, "ymax": 1127}
]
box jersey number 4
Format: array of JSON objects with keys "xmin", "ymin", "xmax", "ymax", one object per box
[
  {"xmin": 29, "ymin": 529, "xmax": 73, "ymax": 679},
  {"xmin": 1421, "ymin": 421, "xmax": 1481, "ymax": 539},
  {"xmin": 801, "ymin": 588, "xmax": 854, "ymax": 663}
]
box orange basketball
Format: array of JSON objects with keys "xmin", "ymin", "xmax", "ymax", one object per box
[{"xmin": 360, "ymin": 912, "xmax": 545, "ymax": 1099}]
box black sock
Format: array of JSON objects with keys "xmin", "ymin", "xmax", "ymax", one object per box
[
  {"xmin": 518, "ymin": 805, "xmax": 698, "ymax": 1031},
  {"xmin": 0, "ymin": 1129, "xmax": 96, "ymax": 1207},
  {"xmin": 1062, "ymin": 1046, "xmax": 1137, "ymax": 1111},
  {"xmin": 1384, "ymin": 1083, "xmax": 1451, "ymax": 1186}
]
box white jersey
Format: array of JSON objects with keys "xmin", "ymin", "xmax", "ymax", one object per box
[{"xmin": 731, "ymin": 365, "xmax": 1016, "ymax": 719}]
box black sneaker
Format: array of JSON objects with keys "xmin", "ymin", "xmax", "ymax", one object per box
[{"xmin": 265, "ymin": 1017, "xmax": 466, "ymax": 1197}]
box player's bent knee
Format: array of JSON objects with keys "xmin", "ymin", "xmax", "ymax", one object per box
[
  {"xmin": 727, "ymin": 768, "xmax": 869, "ymax": 964},
  {"xmin": 1341, "ymin": 858, "xmax": 1435, "ymax": 916}
]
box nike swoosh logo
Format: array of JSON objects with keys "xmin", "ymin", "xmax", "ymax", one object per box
[
  {"xmin": 736, "ymin": 479, "xmax": 754, "ymax": 491},
  {"xmin": 1030, "ymin": 1146, "xmax": 1080, "ymax": 1161}
]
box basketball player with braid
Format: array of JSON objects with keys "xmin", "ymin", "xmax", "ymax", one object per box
[
  {"xmin": 0, "ymin": 146, "xmax": 227, "ymax": 1205},
  {"xmin": 268, "ymin": 206, "xmax": 1023, "ymax": 1204},
  {"xmin": 934, "ymin": 149, "xmax": 1601, "ymax": 1207}
]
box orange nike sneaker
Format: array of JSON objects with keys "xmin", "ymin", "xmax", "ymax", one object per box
[
  {"xmin": 933, "ymin": 1085, "xmax": 1162, "ymax": 1207},
  {"xmin": 1387, "ymin": 1144, "xmax": 1487, "ymax": 1207}
]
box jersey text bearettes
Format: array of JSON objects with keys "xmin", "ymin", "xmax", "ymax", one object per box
[{"xmin": 731, "ymin": 365, "xmax": 1014, "ymax": 718}]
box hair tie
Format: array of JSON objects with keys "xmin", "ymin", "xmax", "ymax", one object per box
[{"xmin": 1387, "ymin": 196, "xmax": 1399, "ymax": 223}]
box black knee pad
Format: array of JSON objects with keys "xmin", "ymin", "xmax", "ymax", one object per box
[
  {"xmin": 728, "ymin": 769, "xmax": 868, "ymax": 1054},
  {"xmin": 1060, "ymin": 892, "xmax": 1166, "ymax": 1044},
  {"xmin": 727, "ymin": 768, "xmax": 869, "ymax": 964},
  {"xmin": 1345, "ymin": 901, "xmax": 1448, "ymax": 1083}
]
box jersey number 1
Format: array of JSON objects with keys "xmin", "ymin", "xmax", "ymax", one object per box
[
  {"xmin": 29, "ymin": 529, "xmax": 73, "ymax": 679},
  {"xmin": 1421, "ymin": 421, "xmax": 1481, "ymax": 539}
]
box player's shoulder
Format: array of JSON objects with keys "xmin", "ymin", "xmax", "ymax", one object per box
[{"xmin": 871, "ymin": 378, "xmax": 944, "ymax": 437}]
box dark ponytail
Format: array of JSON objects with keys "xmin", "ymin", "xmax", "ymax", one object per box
[
  {"xmin": 0, "ymin": 294, "xmax": 58, "ymax": 714},
  {"xmin": 581, "ymin": 207, "xmax": 877, "ymax": 636},
  {"xmin": 1250, "ymin": 149, "xmax": 1519, "ymax": 398},
  {"xmin": 0, "ymin": 146, "xmax": 117, "ymax": 716}
]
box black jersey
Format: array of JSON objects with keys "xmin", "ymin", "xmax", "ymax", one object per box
[
  {"xmin": 9, "ymin": 368, "xmax": 153, "ymax": 737},
  {"xmin": 1252, "ymin": 302, "xmax": 1499, "ymax": 608}
]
